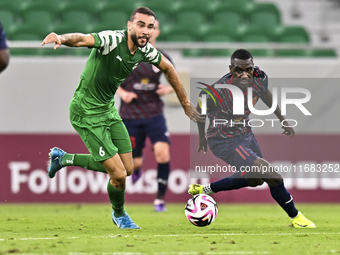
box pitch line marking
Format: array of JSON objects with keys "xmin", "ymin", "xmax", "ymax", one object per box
[{"xmin": 1, "ymin": 232, "xmax": 339, "ymax": 242}]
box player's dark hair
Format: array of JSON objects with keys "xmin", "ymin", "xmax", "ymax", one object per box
[
  {"xmin": 231, "ymin": 49, "xmax": 253, "ymax": 63},
  {"xmin": 130, "ymin": 7, "xmax": 155, "ymax": 21}
]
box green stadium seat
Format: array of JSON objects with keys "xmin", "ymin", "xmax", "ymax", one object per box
[
  {"xmin": 275, "ymin": 49, "xmax": 311, "ymax": 57},
  {"xmin": 277, "ymin": 26, "xmax": 310, "ymax": 43},
  {"xmin": 175, "ymin": 0, "xmax": 217, "ymax": 15},
  {"xmin": 10, "ymin": 32, "xmax": 41, "ymax": 41},
  {"xmin": 206, "ymin": 49, "xmax": 234, "ymax": 57},
  {"xmin": 16, "ymin": 10, "xmax": 55, "ymax": 39},
  {"xmin": 239, "ymin": 25, "xmax": 276, "ymax": 42},
  {"xmin": 182, "ymin": 49, "xmax": 206, "ymax": 57},
  {"xmin": 142, "ymin": 0, "xmax": 179, "ymax": 15},
  {"xmin": 93, "ymin": 11, "xmax": 129, "ymax": 32},
  {"xmin": 204, "ymin": 34, "xmax": 237, "ymax": 42},
  {"xmin": 205, "ymin": 25, "xmax": 241, "ymax": 42},
  {"xmin": 214, "ymin": 0, "xmax": 254, "ymax": 18},
  {"xmin": 171, "ymin": 12, "xmax": 207, "ymax": 39},
  {"xmin": 55, "ymin": 11, "xmax": 94, "ymax": 34},
  {"xmin": 212, "ymin": 11, "xmax": 244, "ymax": 28},
  {"xmin": 311, "ymin": 49, "xmax": 337, "ymax": 57},
  {"xmin": 248, "ymin": 49, "xmax": 275, "ymax": 57},
  {"xmin": 63, "ymin": 0, "xmax": 104, "ymax": 15},
  {"xmin": 0, "ymin": 10, "xmax": 19, "ymax": 38},
  {"xmin": 247, "ymin": 3, "xmax": 281, "ymax": 29},
  {"xmin": 0, "ymin": 0, "xmax": 29, "ymax": 15},
  {"xmin": 24, "ymin": 0, "xmax": 65, "ymax": 16},
  {"xmin": 68, "ymin": 48, "xmax": 93, "ymax": 56},
  {"xmin": 155, "ymin": 12, "xmax": 173, "ymax": 40},
  {"xmin": 99, "ymin": 0, "xmax": 140, "ymax": 15},
  {"xmin": 165, "ymin": 34, "xmax": 195, "ymax": 42}
]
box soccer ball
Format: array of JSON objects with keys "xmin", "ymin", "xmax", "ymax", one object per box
[{"xmin": 185, "ymin": 194, "xmax": 218, "ymax": 227}]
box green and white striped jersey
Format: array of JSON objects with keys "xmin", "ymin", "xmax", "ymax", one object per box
[{"xmin": 69, "ymin": 29, "xmax": 162, "ymax": 117}]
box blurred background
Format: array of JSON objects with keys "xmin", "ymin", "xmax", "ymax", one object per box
[{"xmin": 1, "ymin": 0, "xmax": 340, "ymax": 204}]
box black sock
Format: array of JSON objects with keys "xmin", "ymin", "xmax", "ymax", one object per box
[
  {"xmin": 210, "ymin": 172, "xmax": 250, "ymax": 193},
  {"xmin": 269, "ymin": 181, "xmax": 298, "ymax": 218},
  {"xmin": 157, "ymin": 162, "xmax": 170, "ymax": 199}
]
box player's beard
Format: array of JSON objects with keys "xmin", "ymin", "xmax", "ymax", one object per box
[{"xmin": 130, "ymin": 33, "xmax": 149, "ymax": 48}]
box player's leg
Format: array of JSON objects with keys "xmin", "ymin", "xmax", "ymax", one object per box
[
  {"xmin": 122, "ymin": 119, "xmax": 146, "ymax": 183},
  {"xmin": 147, "ymin": 115, "xmax": 171, "ymax": 211},
  {"xmin": 107, "ymin": 120, "xmax": 140, "ymax": 229},
  {"xmin": 189, "ymin": 133, "xmax": 258, "ymax": 195}
]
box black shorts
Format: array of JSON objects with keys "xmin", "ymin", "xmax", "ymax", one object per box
[{"xmin": 123, "ymin": 115, "xmax": 170, "ymax": 158}]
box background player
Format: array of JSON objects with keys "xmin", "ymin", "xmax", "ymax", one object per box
[
  {"xmin": 117, "ymin": 19, "xmax": 172, "ymax": 212},
  {"xmin": 188, "ymin": 49, "xmax": 315, "ymax": 228},
  {"xmin": 0, "ymin": 20, "xmax": 10, "ymax": 73},
  {"xmin": 41, "ymin": 7, "xmax": 203, "ymax": 229}
]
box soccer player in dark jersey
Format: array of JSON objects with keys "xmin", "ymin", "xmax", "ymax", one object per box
[
  {"xmin": 0, "ymin": 20, "xmax": 10, "ymax": 73},
  {"xmin": 41, "ymin": 7, "xmax": 203, "ymax": 229},
  {"xmin": 188, "ymin": 49, "xmax": 315, "ymax": 228},
  {"xmin": 117, "ymin": 19, "xmax": 173, "ymax": 212}
]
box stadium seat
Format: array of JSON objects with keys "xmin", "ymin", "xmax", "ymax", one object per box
[
  {"xmin": 142, "ymin": 0, "xmax": 179, "ymax": 15},
  {"xmin": 16, "ymin": 11, "xmax": 55, "ymax": 39},
  {"xmin": 175, "ymin": 0, "xmax": 217, "ymax": 15},
  {"xmin": 248, "ymin": 49, "xmax": 275, "ymax": 57},
  {"xmin": 24, "ymin": 0, "xmax": 65, "ymax": 16},
  {"xmin": 165, "ymin": 34, "xmax": 195, "ymax": 42},
  {"xmin": 247, "ymin": 3, "xmax": 281, "ymax": 29},
  {"xmin": 311, "ymin": 49, "xmax": 337, "ymax": 57},
  {"xmin": 55, "ymin": 11, "xmax": 94, "ymax": 35},
  {"xmin": 62, "ymin": 0, "xmax": 103, "ymax": 15},
  {"xmin": 68, "ymin": 48, "xmax": 93, "ymax": 56},
  {"xmin": 275, "ymin": 49, "xmax": 311, "ymax": 57},
  {"xmin": 204, "ymin": 34, "xmax": 237, "ymax": 42},
  {"xmin": 0, "ymin": 10, "xmax": 19, "ymax": 38},
  {"xmin": 99, "ymin": 0, "xmax": 141, "ymax": 15},
  {"xmin": 239, "ymin": 25, "xmax": 276, "ymax": 42},
  {"xmin": 211, "ymin": 11, "xmax": 244, "ymax": 28},
  {"xmin": 0, "ymin": 0, "xmax": 29, "ymax": 15},
  {"xmin": 205, "ymin": 24, "xmax": 241, "ymax": 42},
  {"xmin": 182, "ymin": 49, "xmax": 206, "ymax": 57},
  {"xmin": 155, "ymin": 12, "xmax": 173, "ymax": 41},
  {"xmin": 93, "ymin": 11, "xmax": 129, "ymax": 32},
  {"xmin": 277, "ymin": 26, "xmax": 310, "ymax": 43},
  {"xmin": 214, "ymin": 0, "xmax": 254, "ymax": 18},
  {"xmin": 171, "ymin": 12, "xmax": 207, "ymax": 39},
  {"xmin": 10, "ymin": 32, "xmax": 41, "ymax": 41},
  {"xmin": 206, "ymin": 49, "xmax": 235, "ymax": 57}
]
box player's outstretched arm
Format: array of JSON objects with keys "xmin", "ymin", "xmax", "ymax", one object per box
[
  {"xmin": 261, "ymin": 89, "xmax": 295, "ymax": 137},
  {"xmin": 157, "ymin": 55, "xmax": 205, "ymax": 123},
  {"xmin": 41, "ymin": 32, "xmax": 95, "ymax": 50}
]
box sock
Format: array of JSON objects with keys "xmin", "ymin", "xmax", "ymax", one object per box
[
  {"xmin": 62, "ymin": 154, "xmax": 107, "ymax": 173},
  {"xmin": 269, "ymin": 181, "xmax": 298, "ymax": 218},
  {"xmin": 210, "ymin": 172, "xmax": 250, "ymax": 193},
  {"xmin": 107, "ymin": 181, "xmax": 126, "ymax": 217},
  {"xmin": 156, "ymin": 162, "xmax": 170, "ymax": 199}
]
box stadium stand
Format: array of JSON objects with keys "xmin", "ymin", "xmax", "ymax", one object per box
[{"xmin": 2, "ymin": 0, "xmax": 336, "ymax": 57}]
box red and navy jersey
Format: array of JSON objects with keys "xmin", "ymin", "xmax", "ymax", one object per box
[
  {"xmin": 119, "ymin": 50, "xmax": 171, "ymax": 119},
  {"xmin": 201, "ymin": 66, "xmax": 268, "ymax": 139}
]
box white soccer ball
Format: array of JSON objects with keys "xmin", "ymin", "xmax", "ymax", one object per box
[{"xmin": 185, "ymin": 194, "xmax": 218, "ymax": 227}]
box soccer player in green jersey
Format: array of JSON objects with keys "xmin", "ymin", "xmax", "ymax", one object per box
[{"xmin": 41, "ymin": 7, "xmax": 203, "ymax": 229}]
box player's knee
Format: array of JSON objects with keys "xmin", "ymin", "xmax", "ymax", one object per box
[
  {"xmin": 246, "ymin": 178, "xmax": 264, "ymax": 187},
  {"xmin": 155, "ymin": 151, "xmax": 170, "ymax": 164},
  {"xmin": 263, "ymin": 172, "xmax": 283, "ymax": 186}
]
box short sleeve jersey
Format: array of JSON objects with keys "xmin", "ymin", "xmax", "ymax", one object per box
[
  {"xmin": 119, "ymin": 50, "xmax": 172, "ymax": 119},
  {"xmin": 69, "ymin": 30, "xmax": 162, "ymax": 118},
  {"xmin": 201, "ymin": 67, "xmax": 268, "ymax": 139},
  {"xmin": 0, "ymin": 22, "xmax": 8, "ymax": 50}
]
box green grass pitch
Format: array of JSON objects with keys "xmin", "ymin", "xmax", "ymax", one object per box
[{"xmin": 1, "ymin": 203, "xmax": 340, "ymax": 255}]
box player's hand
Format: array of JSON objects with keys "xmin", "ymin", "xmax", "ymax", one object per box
[
  {"xmin": 41, "ymin": 32, "xmax": 62, "ymax": 50},
  {"xmin": 185, "ymin": 102, "xmax": 205, "ymax": 123},
  {"xmin": 281, "ymin": 121, "xmax": 295, "ymax": 137},
  {"xmin": 121, "ymin": 91, "xmax": 138, "ymax": 103},
  {"xmin": 156, "ymin": 84, "xmax": 173, "ymax": 96},
  {"xmin": 198, "ymin": 136, "xmax": 207, "ymax": 154}
]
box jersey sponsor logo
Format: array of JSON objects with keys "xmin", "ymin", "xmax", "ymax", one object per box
[{"xmin": 133, "ymin": 78, "xmax": 156, "ymax": 90}]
